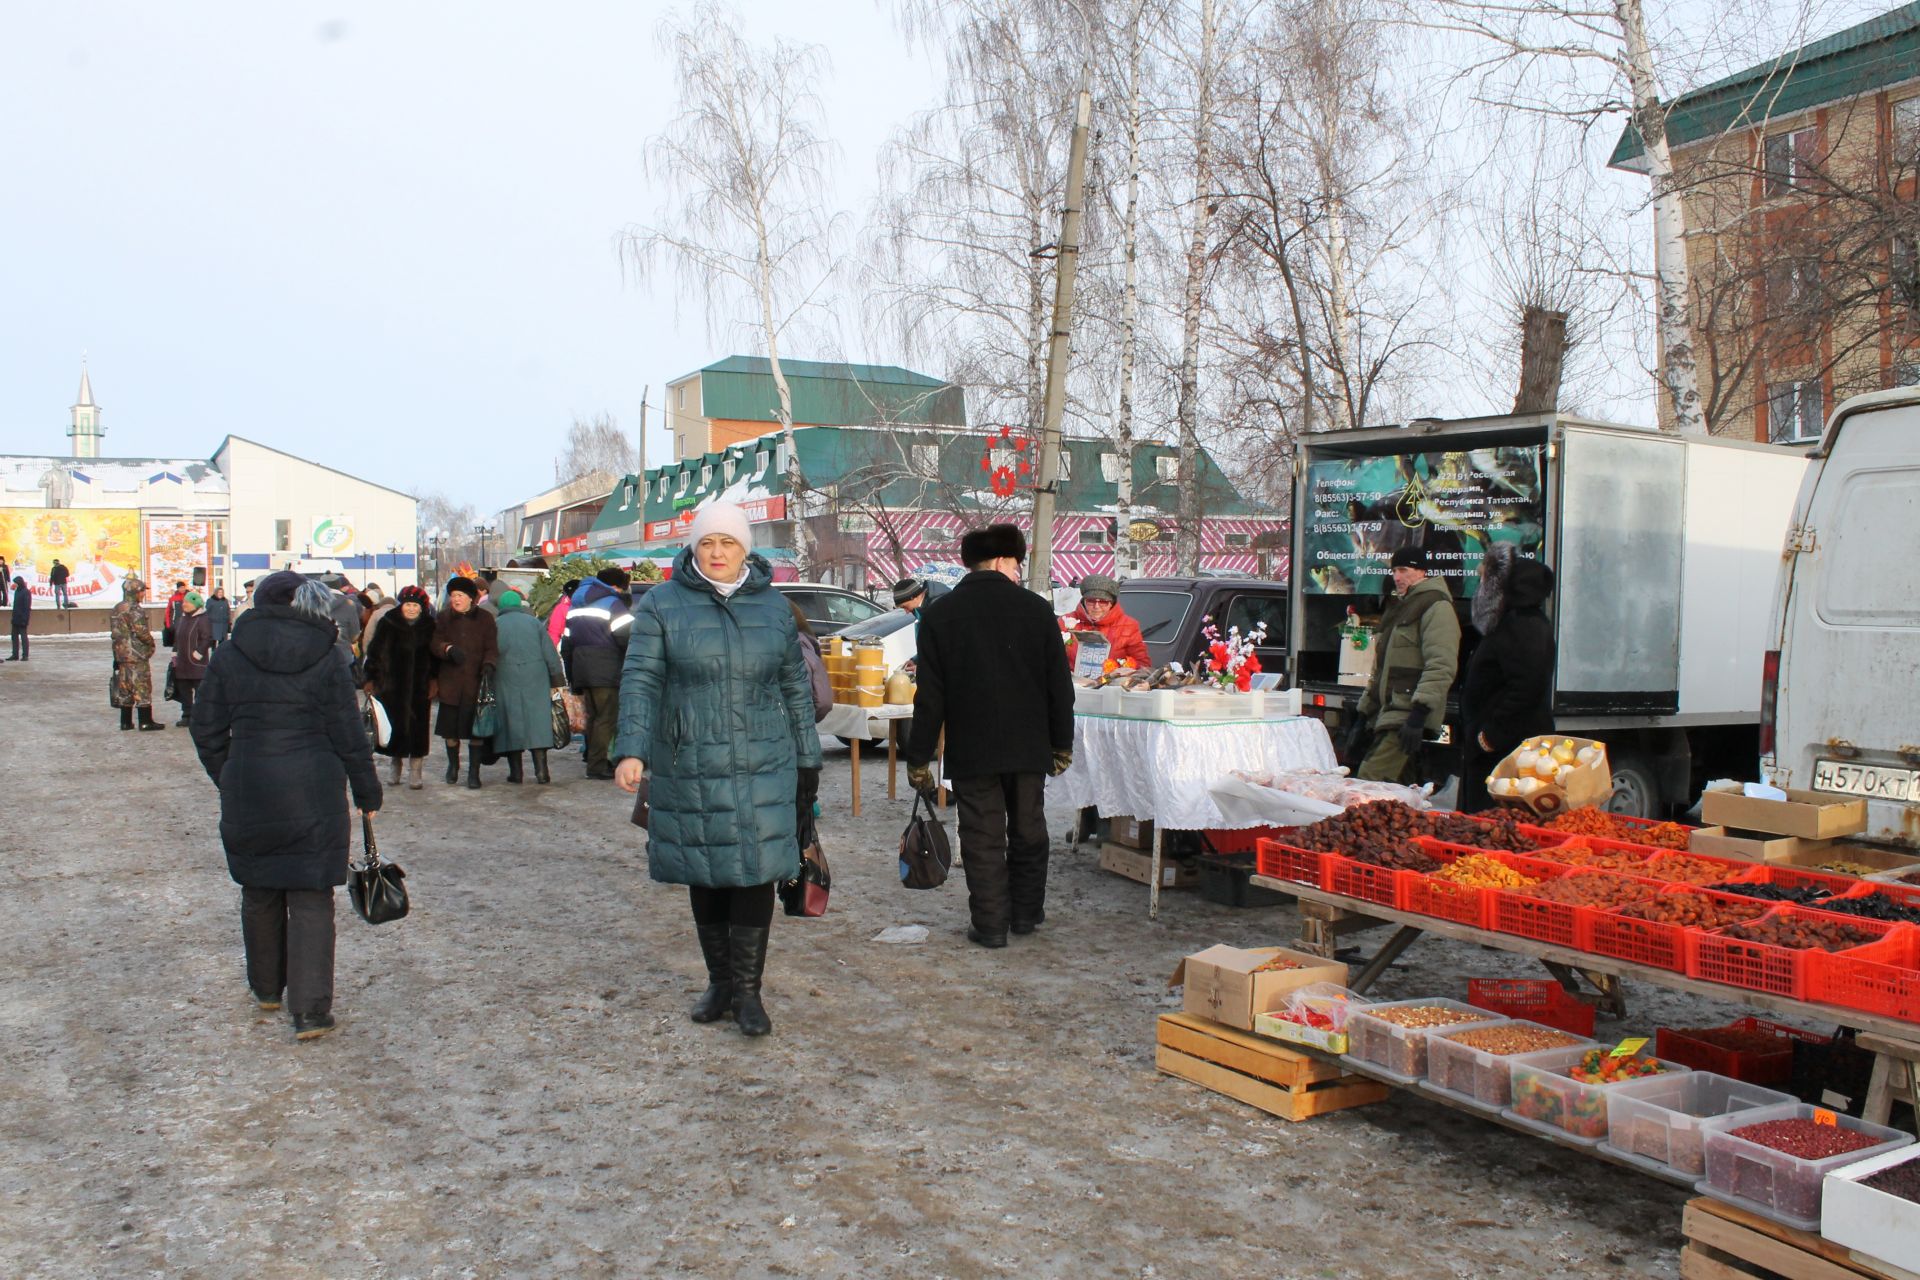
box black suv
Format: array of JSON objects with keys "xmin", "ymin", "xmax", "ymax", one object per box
[{"xmin": 1115, "ymin": 576, "xmax": 1289, "ymax": 679}]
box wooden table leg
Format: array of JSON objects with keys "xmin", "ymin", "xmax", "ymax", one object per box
[
  {"xmin": 887, "ymin": 719, "xmax": 898, "ymax": 801},
  {"xmin": 850, "ymin": 735, "xmax": 862, "ymax": 818},
  {"xmin": 1349, "ymin": 926, "xmax": 1423, "ymax": 993},
  {"xmin": 1149, "ymin": 826, "xmax": 1164, "ymax": 921}
]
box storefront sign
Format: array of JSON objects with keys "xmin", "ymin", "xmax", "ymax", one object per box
[
  {"xmin": 644, "ymin": 496, "xmax": 788, "ymax": 543},
  {"xmin": 312, "ymin": 514, "xmax": 357, "ymax": 556},
  {"xmin": 1127, "ymin": 519, "xmax": 1163, "ymax": 543},
  {"xmin": 145, "ymin": 519, "xmax": 213, "ymax": 595},
  {"xmin": 0, "ymin": 508, "xmax": 142, "ymax": 604},
  {"xmin": 541, "ymin": 535, "xmax": 589, "ymax": 557}
]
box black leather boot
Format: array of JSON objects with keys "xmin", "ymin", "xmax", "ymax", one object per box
[
  {"xmin": 730, "ymin": 925, "xmax": 772, "ymax": 1037},
  {"xmin": 506, "ymin": 751, "xmax": 524, "ymax": 784},
  {"xmin": 690, "ymin": 923, "xmax": 734, "ymax": 1023},
  {"xmin": 137, "ymin": 706, "xmax": 167, "ymax": 731},
  {"xmin": 466, "ymin": 742, "xmax": 482, "ymax": 789},
  {"xmin": 532, "ymin": 749, "xmax": 550, "ymax": 785},
  {"xmin": 119, "ymin": 707, "xmax": 134, "ymax": 731},
  {"xmin": 444, "ymin": 741, "xmax": 460, "ymax": 783}
]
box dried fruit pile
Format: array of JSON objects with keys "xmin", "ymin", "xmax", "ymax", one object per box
[
  {"xmin": 1536, "ymin": 839, "xmax": 1653, "ymax": 875},
  {"xmin": 1641, "ymin": 853, "xmax": 1742, "ymax": 886},
  {"xmin": 1251, "ymin": 954, "xmax": 1307, "ymax": 973},
  {"xmin": 1612, "ymin": 893, "xmax": 1766, "ymax": 930},
  {"xmin": 1809, "ymin": 890, "xmax": 1920, "ymax": 926},
  {"xmin": 1727, "ymin": 1117, "xmax": 1882, "ymax": 1159},
  {"xmin": 1707, "ymin": 881, "xmax": 1834, "ymax": 907},
  {"xmin": 1516, "ymin": 872, "xmax": 1657, "ymax": 909},
  {"xmin": 1862, "ymin": 1159, "xmax": 1920, "ymax": 1204},
  {"xmin": 1813, "ymin": 859, "xmax": 1887, "ymax": 876},
  {"xmin": 1289, "ymin": 801, "xmax": 1535, "ymax": 859},
  {"xmin": 1432, "ymin": 854, "xmax": 1539, "ymax": 890},
  {"xmin": 1545, "ymin": 806, "xmax": 1692, "ymax": 850},
  {"xmin": 1717, "ymin": 915, "xmax": 1881, "ymax": 952},
  {"xmin": 1344, "ymin": 842, "xmax": 1442, "ymax": 873}
]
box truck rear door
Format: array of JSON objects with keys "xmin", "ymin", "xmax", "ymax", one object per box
[{"xmin": 1771, "ymin": 391, "xmax": 1920, "ymax": 847}]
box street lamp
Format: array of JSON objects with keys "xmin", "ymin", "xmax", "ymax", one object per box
[
  {"xmin": 473, "ymin": 522, "xmax": 496, "ymax": 573},
  {"xmin": 385, "ymin": 541, "xmax": 402, "ymax": 595},
  {"xmin": 425, "ymin": 528, "xmax": 447, "ymax": 595}
]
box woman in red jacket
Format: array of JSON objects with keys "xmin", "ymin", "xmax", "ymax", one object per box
[{"xmin": 1063, "ymin": 574, "xmax": 1149, "ymax": 670}]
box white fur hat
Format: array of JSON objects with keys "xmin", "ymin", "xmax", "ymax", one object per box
[{"xmin": 686, "ymin": 501, "xmax": 751, "ymax": 550}]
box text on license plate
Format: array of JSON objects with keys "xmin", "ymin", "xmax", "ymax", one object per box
[{"xmin": 1811, "ymin": 758, "xmax": 1920, "ymax": 801}]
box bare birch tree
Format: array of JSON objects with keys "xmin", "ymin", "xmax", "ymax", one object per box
[
  {"xmin": 1171, "ymin": 0, "xmax": 1222, "ymax": 575},
  {"xmin": 553, "ymin": 413, "xmax": 635, "ymax": 484},
  {"xmin": 624, "ymin": 2, "xmax": 843, "ymax": 571}
]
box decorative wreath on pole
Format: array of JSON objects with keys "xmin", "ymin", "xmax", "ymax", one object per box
[{"xmin": 978, "ymin": 425, "xmax": 1035, "ymax": 498}]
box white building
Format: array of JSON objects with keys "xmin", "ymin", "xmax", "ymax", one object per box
[{"xmin": 0, "ymin": 369, "xmax": 418, "ymax": 606}]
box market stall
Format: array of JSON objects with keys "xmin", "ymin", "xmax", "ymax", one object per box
[{"xmin": 816, "ymin": 702, "xmax": 917, "ymax": 818}]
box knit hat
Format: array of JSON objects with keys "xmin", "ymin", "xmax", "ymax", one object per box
[
  {"xmin": 891, "ymin": 576, "xmax": 929, "ymax": 606},
  {"xmin": 497, "ymin": 589, "xmax": 523, "ymax": 609},
  {"xmin": 1388, "ymin": 545, "xmax": 1429, "ymax": 571},
  {"xmin": 184, "ymin": 591, "xmax": 204, "ymax": 610},
  {"xmin": 686, "ymin": 501, "xmax": 751, "ymax": 550},
  {"xmin": 1078, "ymin": 573, "xmax": 1119, "ymax": 603},
  {"xmin": 398, "ymin": 584, "xmax": 432, "ymax": 608},
  {"xmin": 960, "ymin": 523, "xmax": 1025, "ymax": 568},
  {"xmin": 595, "ymin": 566, "xmax": 631, "ymax": 590},
  {"xmin": 252, "ymin": 570, "xmax": 305, "ymax": 607},
  {"xmin": 446, "ymin": 575, "xmax": 479, "ymax": 600}
]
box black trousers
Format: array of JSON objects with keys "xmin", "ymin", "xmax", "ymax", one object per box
[
  {"xmin": 175, "ymin": 677, "xmax": 199, "ymax": 720},
  {"xmin": 953, "ymin": 772, "xmax": 1049, "ymax": 935},
  {"xmin": 240, "ymin": 887, "xmax": 336, "ymax": 1016},
  {"xmin": 584, "ymin": 686, "xmax": 619, "ymax": 773},
  {"xmin": 688, "ymin": 882, "xmax": 776, "ymax": 928},
  {"xmin": 8, "ymin": 626, "xmax": 24, "ymax": 660}
]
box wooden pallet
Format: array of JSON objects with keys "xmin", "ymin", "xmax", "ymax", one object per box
[
  {"xmin": 1155, "ymin": 1012, "xmax": 1388, "ymax": 1122},
  {"xmin": 1680, "ymin": 1198, "xmax": 1912, "ymax": 1280}
]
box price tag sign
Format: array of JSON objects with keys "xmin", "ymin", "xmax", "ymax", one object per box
[
  {"xmin": 1814, "ymin": 1108, "xmax": 1838, "ymax": 1127},
  {"xmin": 1609, "ymin": 1037, "xmax": 1649, "ymax": 1059}
]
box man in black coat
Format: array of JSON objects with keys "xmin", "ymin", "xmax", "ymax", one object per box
[
  {"xmin": 907, "ymin": 524, "xmax": 1074, "ymax": 947},
  {"xmin": 1459, "ymin": 547, "xmax": 1557, "ymax": 813},
  {"xmin": 7, "ymin": 574, "xmax": 29, "ymax": 661},
  {"xmin": 561, "ymin": 566, "xmax": 633, "ymax": 780}
]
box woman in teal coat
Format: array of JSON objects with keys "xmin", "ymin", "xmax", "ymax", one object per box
[
  {"xmin": 614, "ymin": 503, "xmax": 821, "ymax": 1037},
  {"xmin": 488, "ymin": 591, "xmax": 565, "ymax": 785}
]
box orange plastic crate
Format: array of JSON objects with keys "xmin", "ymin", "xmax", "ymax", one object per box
[
  {"xmin": 1640, "ymin": 850, "xmax": 1759, "ymax": 886},
  {"xmin": 1254, "ymin": 839, "xmax": 1326, "ymax": 888},
  {"xmin": 1486, "ymin": 868, "xmax": 1662, "ymax": 948},
  {"xmin": 1399, "ymin": 840, "xmax": 1565, "ymax": 929},
  {"xmin": 1323, "ymin": 853, "xmax": 1402, "ymax": 906},
  {"xmin": 1746, "ymin": 863, "xmax": 1861, "ymax": 897},
  {"xmin": 1586, "ymin": 887, "xmax": 1767, "ymax": 974},
  {"xmin": 1520, "ymin": 831, "xmax": 1664, "ymax": 866},
  {"xmin": 1686, "ymin": 907, "xmax": 1898, "ymax": 1001},
  {"xmin": 1809, "ymin": 926, "xmax": 1920, "ymax": 1022}
]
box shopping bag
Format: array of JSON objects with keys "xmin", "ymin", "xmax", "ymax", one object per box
[
  {"xmin": 898, "ymin": 791, "xmax": 952, "ymax": 890},
  {"xmin": 363, "ymin": 696, "xmax": 391, "ymax": 748},
  {"xmin": 563, "ymin": 690, "xmax": 587, "ymax": 734},
  {"xmin": 163, "ymin": 664, "xmax": 177, "ymax": 704},
  {"xmin": 348, "ymin": 814, "xmax": 409, "ymax": 925},
  {"xmin": 779, "ymin": 842, "xmax": 831, "ymax": 917},
  {"xmin": 550, "ymin": 688, "xmax": 573, "ymax": 749},
  {"xmin": 472, "ymin": 670, "xmax": 500, "ymax": 738}
]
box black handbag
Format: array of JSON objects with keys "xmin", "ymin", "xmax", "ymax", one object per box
[
  {"xmin": 780, "ymin": 808, "xmax": 830, "ymax": 916},
  {"xmin": 164, "ymin": 664, "xmax": 178, "ymax": 704},
  {"xmin": 348, "ymin": 813, "xmax": 409, "ymax": 925},
  {"xmin": 472, "ymin": 670, "xmax": 500, "ymax": 739},
  {"xmin": 898, "ymin": 790, "xmax": 952, "ymax": 890},
  {"xmin": 550, "ymin": 688, "xmax": 573, "ymax": 749}
]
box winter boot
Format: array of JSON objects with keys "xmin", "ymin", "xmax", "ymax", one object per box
[
  {"xmin": 119, "ymin": 707, "xmax": 134, "ymax": 731},
  {"xmin": 388, "ymin": 755, "xmax": 404, "ymax": 785},
  {"xmin": 730, "ymin": 925, "xmax": 772, "ymax": 1037},
  {"xmin": 407, "ymin": 757, "xmax": 425, "ymax": 790},
  {"xmin": 689, "ymin": 923, "xmax": 734, "ymax": 1023},
  {"xmin": 137, "ymin": 706, "xmax": 167, "ymax": 731},
  {"xmin": 444, "ymin": 741, "xmax": 460, "ymax": 783},
  {"xmin": 465, "ymin": 743, "xmax": 482, "ymax": 790},
  {"xmin": 505, "ymin": 751, "xmax": 524, "ymax": 784},
  {"xmin": 532, "ymin": 749, "xmax": 551, "ymax": 785}
]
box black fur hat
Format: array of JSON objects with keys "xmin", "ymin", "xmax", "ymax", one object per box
[
  {"xmin": 960, "ymin": 523, "xmax": 1026, "ymax": 568},
  {"xmin": 446, "ymin": 575, "xmax": 480, "ymax": 599},
  {"xmin": 596, "ymin": 566, "xmax": 631, "ymax": 589}
]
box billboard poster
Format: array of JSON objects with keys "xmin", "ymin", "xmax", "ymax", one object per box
[
  {"xmin": 145, "ymin": 519, "xmax": 213, "ymax": 595},
  {"xmin": 0, "ymin": 509, "xmax": 143, "ymax": 605},
  {"xmin": 312, "ymin": 514, "xmax": 356, "ymax": 557},
  {"xmin": 1301, "ymin": 446, "xmax": 1545, "ymax": 596}
]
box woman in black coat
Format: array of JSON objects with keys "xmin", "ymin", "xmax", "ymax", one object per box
[
  {"xmin": 189, "ymin": 571, "xmax": 381, "ymax": 1041},
  {"xmin": 363, "ymin": 584, "xmax": 438, "ymax": 790},
  {"xmin": 1459, "ymin": 546, "xmax": 1557, "ymax": 813},
  {"xmin": 430, "ymin": 576, "xmax": 498, "ymax": 789}
]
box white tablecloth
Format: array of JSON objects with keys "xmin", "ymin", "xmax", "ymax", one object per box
[
  {"xmin": 816, "ymin": 701, "xmax": 914, "ymax": 741},
  {"xmin": 1051, "ymin": 715, "xmax": 1338, "ymax": 830}
]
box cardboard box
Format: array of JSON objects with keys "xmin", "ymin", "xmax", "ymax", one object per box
[
  {"xmin": 1688, "ymin": 827, "xmax": 1825, "ymax": 863},
  {"xmin": 1110, "ymin": 815, "xmax": 1154, "ymax": 850},
  {"xmin": 1098, "ymin": 843, "xmax": 1195, "ymax": 889},
  {"xmin": 1700, "ymin": 788, "xmax": 1868, "ymax": 841},
  {"xmin": 1763, "ymin": 841, "xmax": 1920, "ymax": 876},
  {"xmin": 1489, "ymin": 736, "xmax": 1613, "ymax": 817},
  {"xmin": 1336, "ymin": 629, "xmax": 1375, "ymax": 688},
  {"xmin": 1821, "ymin": 1146, "xmax": 1920, "ymax": 1280},
  {"xmin": 1168, "ymin": 945, "xmax": 1348, "ymax": 1031}
]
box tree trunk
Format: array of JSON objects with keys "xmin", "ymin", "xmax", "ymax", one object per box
[
  {"xmin": 1174, "ymin": 0, "xmax": 1217, "ymax": 578},
  {"xmin": 1616, "ymin": 0, "xmax": 1705, "ymax": 435},
  {"xmin": 1512, "ymin": 305, "xmax": 1569, "ymax": 413},
  {"xmin": 1115, "ymin": 0, "xmax": 1145, "ymax": 579},
  {"xmin": 755, "ymin": 198, "xmax": 814, "ymax": 576}
]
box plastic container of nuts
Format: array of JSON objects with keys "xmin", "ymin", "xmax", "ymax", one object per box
[
  {"xmin": 1422, "ymin": 1020, "xmax": 1595, "ymax": 1111},
  {"xmin": 1598, "ymin": 1071, "xmax": 1795, "ymax": 1180},
  {"xmin": 1340, "ymin": 998, "xmax": 1507, "ymax": 1084}
]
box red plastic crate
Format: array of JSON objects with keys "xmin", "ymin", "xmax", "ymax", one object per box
[
  {"xmin": 1487, "ymin": 868, "xmax": 1663, "ymax": 948},
  {"xmin": 1653, "ymin": 1017, "xmax": 1833, "ymax": 1085},
  {"xmin": 1517, "ymin": 813, "xmax": 1699, "ymax": 848},
  {"xmin": 1686, "ymin": 906, "xmax": 1899, "ymax": 1001},
  {"xmin": 1639, "ymin": 850, "xmax": 1760, "ymax": 886},
  {"xmin": 1253, "ymin": 838, "xmax": 1326, "ymax": 888},
  {"xmin": 1399, "ymin": 839, "xmax": 1567, "ymax": 928},
  {"xmin": 1465, "ymin": 977, "xmax": 1597, "ymax": 1037},
  {"xmin": 1323, "ymin": 853, "xmax": 1402, "ymax": 906},
  {"xmin": 1809, "ymin": 925, "xmax": 1920, "ymax": 1022},
  {"xmin": 1747, "ymin": 863, "xmax": 1863, "ymax": 897},
  {"xmin": 1586, "ymin": 887, "xmax": 1769, "ymax": 974},
  {"xmin": 1519, "ymin": 831, "xmax": 1664, "ymax": 866},
  {"xmin": 1203, "ymin": 826, "xmax": 1282, "ymax": 856}
]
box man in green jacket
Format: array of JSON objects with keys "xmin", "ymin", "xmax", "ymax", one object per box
[{"xmin": 1346, "ymin": 546, "xmax": 1461, "ymax": 784}]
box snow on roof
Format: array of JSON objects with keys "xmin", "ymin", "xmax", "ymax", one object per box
[{"xmin": 0, "ymin": 455, "xmax": 229, "ymax": 496}]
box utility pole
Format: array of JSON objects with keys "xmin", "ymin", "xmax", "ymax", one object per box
[
  {"xmin": 638, "ymin": 384, "xmax": 651, "ymax": 481},
  {"xmin": 1026, "ymin": 82, "xmax": 1092, "ymax": 596}
]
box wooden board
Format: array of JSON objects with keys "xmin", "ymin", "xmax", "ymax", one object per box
[
  {"xmin": 1154, "ymin": 1013, "xmax": 1387, "ymax": 1123},
  {"xmin": 1681, "ymin": 1198, "xmax": 1904, "ymax": 1280}
]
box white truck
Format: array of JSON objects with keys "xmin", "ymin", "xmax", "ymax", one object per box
[
  {"xmin": 1286, "ymin": 410, "xmax": 1809, "ymax": 815},
  {"xmin": 1762, "ymin": 387, "xmax": 1920, "ymax": 850}
]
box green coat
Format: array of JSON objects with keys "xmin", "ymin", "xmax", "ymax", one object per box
[
  {"xmin": 1358, "ymin": 574, "xmax": 1461, "ymax": 728},
  {"xmin": 613, "ymin": 549, "xmax": 823, "ymax": 888},
  {"xmin": 489, "ymin": 603, "xmax": 565, "ymax": 751}
]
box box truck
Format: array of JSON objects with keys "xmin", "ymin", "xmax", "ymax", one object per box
[{"xmin": 1287, "ymin": 411, "xmax": 1808, "ymax": 815}]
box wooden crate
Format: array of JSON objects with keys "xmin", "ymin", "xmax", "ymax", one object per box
[
  {"xmin": 1155, "ymin": 1012, "xmax": 1388, "ymax": 1123},
  {"xmin": 1099, "ymin": 843, "xmax": 1197, "ymax": 889},
  {"xmin": 1679, "ymin": 1197, "xmax": 1913, "ymax": 1280}
]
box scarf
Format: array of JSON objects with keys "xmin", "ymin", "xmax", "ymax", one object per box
[{"xmin": 1472, "ymin": 544, "xmax": 1516, "ymax": 635}]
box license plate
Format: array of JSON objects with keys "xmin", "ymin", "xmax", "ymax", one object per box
[{"xmin": 1812, "ymin": 758, "xmax": 1920, "ymax": 801}]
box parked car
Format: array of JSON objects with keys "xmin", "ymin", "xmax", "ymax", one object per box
[
  {"xmin": 776, "ymin": 582, "xmax": 887, "ymax": 636},
  {"xmin": 1762, "ymin": 385, "xmax": 1920, "ymax": 850},
  {"xmin": 1117, "ymin": 576, "xmax": 1290, "ymax": 677}
]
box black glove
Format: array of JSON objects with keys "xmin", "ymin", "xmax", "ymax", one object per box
[
  {"xmin": 444, "ymin": 644, "xmax": 467, "ymax": 666},
  {"xmin": 1342, "ymin": 719, "xmax": 1372, "ymax": 761},
  {"xmin": 1397, "ymin": 705, "xmax": 1430, "ymax": 756},
  {"xmin": 907, "ymin": 762, "xmax": 936, "ymax": 794},
  {"xmin": 1049, "ymin": 749, "xmax": 1073, "ymax": 777}
]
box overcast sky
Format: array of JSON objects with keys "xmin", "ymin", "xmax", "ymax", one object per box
[{"xmin": 0, "ymin": 2, "xmax": 941, "ymax": 515}]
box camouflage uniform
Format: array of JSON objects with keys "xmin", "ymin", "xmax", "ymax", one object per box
[{"xmin": 110, "ymin": 579, "xmax": 157, "ymax": 708}]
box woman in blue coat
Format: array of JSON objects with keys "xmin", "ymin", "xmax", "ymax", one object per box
[
  {"xmin": 488, "ymin": 589, "xmax": 565, "ymax": 784},
  {"xmin": 614, "ymin": 503, "xmax": 822, "ymax": 1037}
]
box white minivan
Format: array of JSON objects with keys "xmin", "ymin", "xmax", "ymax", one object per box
[{"xmin": 1762, "ymin": 386, "xmax": 1920, "ymax": 849}]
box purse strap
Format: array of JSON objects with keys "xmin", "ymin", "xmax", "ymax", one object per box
[{"xmin": 357, "ymin": 813, "xmax": 382, "ymax": 872}]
